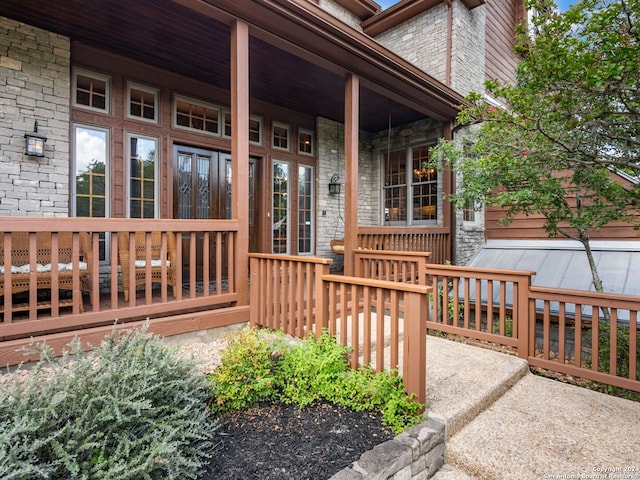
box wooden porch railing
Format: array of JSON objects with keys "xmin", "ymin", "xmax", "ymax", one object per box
[
  {"xmin": 250, "ymin": 252, "xmax": 639, "ymax": 398},
  {"xmin": 0, "ymin": 217, "xmax": 240, "ymax": 342},
  {"xmin": 528, "ymin": 286, "xmax": 639, "ymax": 392},
  {"xmin": 320, "ymin": 274, "xmax": 429, "ymax": 404},
  {"xmin": 357, "ymin": 226, "xmax": 450, "ymax": 264},
  {"xmin": 354, "ymin": 249, "xmax": 430, "ymax": 285},
  {"xmin": 249, "ymin": 253, "xmax": 430, "ymax": 404},
  {"xmin": 248, "ymin": 253, "xmax": 332, "ymax": 338},
  {"xmin": 425, "ymin": 264, "xmax": 533, "ymax": 352},
  {"xmin": 424, "ymin": 264, "xmax": 640, "ymax": 392}
]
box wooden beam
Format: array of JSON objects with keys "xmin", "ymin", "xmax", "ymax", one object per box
[
  {"xmin": 343, "ymin": 73, "xmax": 359, "ymax": 276},
  {"xmin": 443, "ymin": 121, "xmax": 454, "ymax": 263},
  {"xmin": 231, "ymin": 20, "xmax": 250, "ymax": 304}
]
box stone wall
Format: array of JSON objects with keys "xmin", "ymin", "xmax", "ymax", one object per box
[
  {"xmin": 330, "ymin": 418, "xmax": 445, "ymax": 479},
  {"xmin": 450, "ymin": 1, "xmax": 485, "ymax": 96},
  {"xmin": 452, "ymin": 125, "xmax": 486, "ymax": 265},
  {"xmin": 316, "ymin": 117, "xmax": 376, "ymax": 271},
  {"xmin": 373, "ymin": 5, "xmax": 449, "ymax": 84},
  {"xmin": 0, "ymin": 16, "xmax": 70, "ymax": 217},
  {"xmin": 316, "ymin": 117, "xmax": 445, "ymax": 268},
  {"xmin": 318, "ymin": 0, "xmax": 364, "ymax": 31},
  {"xmin": 372, "ymin": 0, "xmax": 486, "ymax": 97},
  {"xmin": 454, "ymin": 206, "xmax": 485, "ymax": 265}
]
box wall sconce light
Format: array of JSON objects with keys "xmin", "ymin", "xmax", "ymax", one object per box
[
  {"xmin": 24, "ymin": 120, "xmax": 47, "ymax": 157},
  {"xmin": 328, "ymin": 174, "xmax": 341, "ymax": 195}
]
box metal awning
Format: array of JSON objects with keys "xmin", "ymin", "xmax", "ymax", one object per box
[{"xmin": 469, "ymin": 240, "xmax": 640, "ymax": 295}]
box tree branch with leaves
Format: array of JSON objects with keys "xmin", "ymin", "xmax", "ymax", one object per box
[{"xmin": 433, "ymin": 0, "xmax": 640, "ymax": 293}]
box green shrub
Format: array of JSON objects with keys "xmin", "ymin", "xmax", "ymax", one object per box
[
  {"xmin": 0, "ymin": 326, "xmax": 215, "ymax": 480},
  {"xmin": 208, "ymin": 327, "xmax": 285, "ymax": 413},
  {"xmin": 276, "ymin": 332, "xmax": 349, "ymax": 407},
  {"xmin": 336, "ymin": 367, "xmax": 425, "ymax": 434},
  {"xmin": 208, "ymin": 328, "xmax": 425, "ymax": 434}
]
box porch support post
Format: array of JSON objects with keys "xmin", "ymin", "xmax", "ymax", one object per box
[
  {"xmin": 231, "ymin": 20, "xmax": 250, "ymax": 304},
  {"xmin": 443, "ymin": 121, "xmax": 454, "ymax": 263},
  {"xmin": 343, "ymin": 73, "xmax": 359, "ymax": 276}
]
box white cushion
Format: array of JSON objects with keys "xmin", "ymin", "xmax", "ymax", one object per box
[
  {"xmin": 134, "ymin": 259, "xmax": 170, "ymax": 268},
  {"xmin": 0, "ymin": 262, "xmax": 87, "ymax": 274}
]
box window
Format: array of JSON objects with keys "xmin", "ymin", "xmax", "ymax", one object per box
[
  {"xmin": 174, "ymin": 95, "xmax": 220, "ymax": 135},
  {"xmin": 222, "ymin": 110, "xmax": 263, "ymax": 145},
  {"xmin": 272, "ymin": 161, "xmax": 289, "ymax": 254},
  {"xmin": 272, "ymin": 122, "xmax": 290, "ymax": 151},
  {"xmin": 411, "ymin": 146, "xmax": 437, "ymax": 222},
  {"xmin": 383, "ymin": 145, "xmax": 437, "ymax": 225},
  {"xmin": 383, "ymin": 150, "xmax": 407, "ymax": 223},
  {"xmin": 298, "ymin": 165, "xmax": 314, "ymax": 254},
  {"xmin": 127, "ymin": 134, "xmax": 158, "ymax": 218},
  {"xmin": 298, "ymin": 129, "xmax": 314, "ymax": 156},
  {"xmin": 73, "ymin": 124, "xmax": 109, "ymax": 259},
  {"xmin": 462, "ymin": 199, "xmax": 482, "ymax": 226},
  {"xmin": 463, "ymin": 200, "xmax": 476, "ymax": 222},
  {"xmin": 73, "ymin": 69, "xmax": 110, "ymax": 113},
  {"xmin": 249, "ymin": 116, "xmax": 263, "ymax": 145},
  {"xmin": 223, "ymin": 109, "xmax": 232, "ymax": 138},
  {"xmin": 127, "ymin": 82, "xmax": 158, "ymax": 123}
]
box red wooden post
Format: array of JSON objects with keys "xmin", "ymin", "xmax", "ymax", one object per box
[
  {"xmin": 403, "ymin": 286, "xmax": 429, "ymax": 405},
  {"xmin": 314, "ymin": 262, "xmax": 330, "ymax": 338},
  {"xmin": 516, "ymin": 273, "xmax": 533, "ymax": 359}
]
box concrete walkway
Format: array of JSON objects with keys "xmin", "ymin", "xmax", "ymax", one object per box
[{"xmin": 425, "ymin": 336, "xmax": 640, "ymax": 480}]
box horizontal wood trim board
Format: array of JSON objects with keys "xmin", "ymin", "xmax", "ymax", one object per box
[
  {"xmin": 0, "ymin": 307, "xmax": 250, "ymax": 368},
  {"xmin": 528, "ymin": 357, "xmax": 640, "ymax": 392},
  {"xmin": 0, "ymin": 295, "xmax": 239, "ymax": 339}
]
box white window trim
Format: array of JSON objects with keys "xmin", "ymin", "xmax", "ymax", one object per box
[
  {"xmin": 271, "ymin": 121, "xmax": 290, "ymax": 152},
  {"xmin": 125, "ymin": 133, "xmax": 160, "ymax": 219},
  {"xmin": 126, "ymin": 81, "xmax": 159, "ymax": 124},
  {"xmin": 172, "ymin": 94, "xmax": 221, "ymax": 137},
  {"xmin": 72, "ymin": 68, "xmax": 111, "ymax": 114},
  {"xmin": 298, "ymin": 128, "xmax": 315, "ymax": 156}
]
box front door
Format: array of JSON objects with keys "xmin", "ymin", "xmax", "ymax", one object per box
[{"xmin": 173, "ymin": 145, "xmax": 257, "ymax": 282}]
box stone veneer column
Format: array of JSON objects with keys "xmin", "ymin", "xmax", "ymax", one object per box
[{"xmin": 0, "ymin": 17, "xmax": 71, "ymax": 217}]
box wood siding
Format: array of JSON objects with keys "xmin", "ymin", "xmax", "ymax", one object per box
[
  {"xmin": 486, "ymin": 171, "xmax": 640, "ymax": 241},
  {"xmin": 485, "ymin": 0, "xmax": 521, "ymax": 85},
  {"xmin": 486, "ymin": 206, "xmax": 640, "ymax": 241}
]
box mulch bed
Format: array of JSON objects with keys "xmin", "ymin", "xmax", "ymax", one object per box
[{"xmin": 204, "ymin": 400, "xmax": 395, "ymax": 479}]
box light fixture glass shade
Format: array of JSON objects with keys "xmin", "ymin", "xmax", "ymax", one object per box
[
  {"xmin": 25, "ymin": 133, "xmax": 47, "ymax": 157},
  {"xmin": 328, "ymin": 174, "xmax": 340, "ymax": 194}
]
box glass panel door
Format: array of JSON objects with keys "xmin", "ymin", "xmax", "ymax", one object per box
[
  {"xmin": 298, "ymin": 165, "xmax": 313, "ymax": 254},
  {"xmin": 128, "ymin": 134, "xmax": 158, "ymax": 218},
  {"xmin": 73, "ymin": 124, "xmax": 109, "ymax": 260},
  {"xmin": 272, "ymin": 161, "xmax": 289, "ymax": 254}
]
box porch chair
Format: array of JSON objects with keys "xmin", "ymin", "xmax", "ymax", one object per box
[
  {"xmin": 117, "ymin": 231, "xmax": 178, "ymax": 302},
  {"xmin": 0, "ymin": 231, "xmax": 93, "ymax": 313}
]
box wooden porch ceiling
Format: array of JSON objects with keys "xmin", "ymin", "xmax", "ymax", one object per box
[{"xmin": 0, "ymin": 0, "xmax": 462, "ymax": 132}]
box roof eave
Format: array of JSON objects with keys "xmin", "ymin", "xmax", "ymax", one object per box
[{"xmin": 363, "ymin": 0, "xmax": 485, "ymax": 37}]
